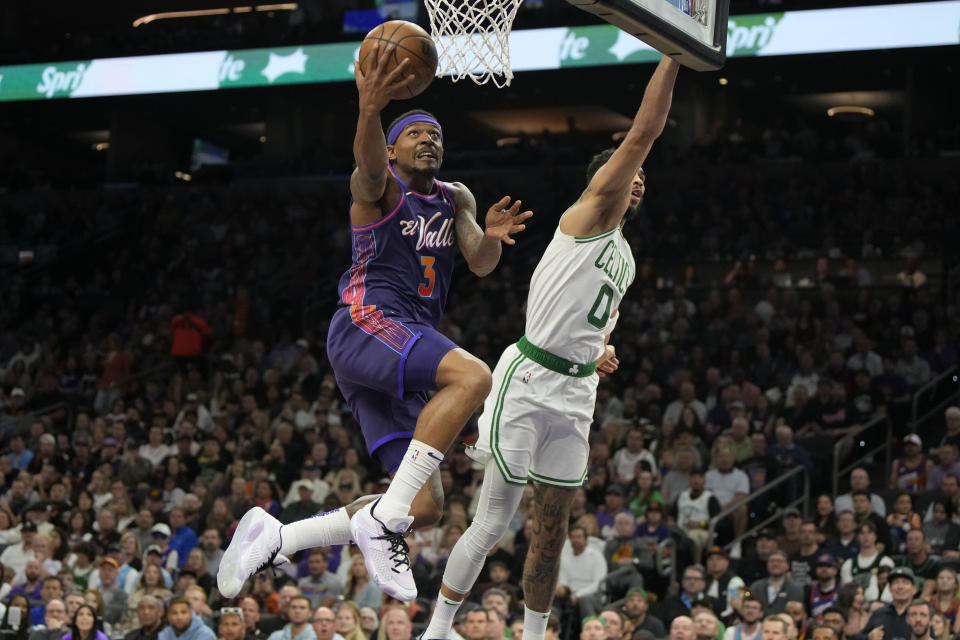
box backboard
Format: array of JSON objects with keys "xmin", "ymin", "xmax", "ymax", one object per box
[{"xmin": 565, "ymin": 0, "xmax": 729, "ymax": 70}]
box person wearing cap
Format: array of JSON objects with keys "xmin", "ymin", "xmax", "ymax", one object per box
[
  {"xmin": 857, "ymin": 567, "xmax": 918, "ymax": 640},
  {"xmin": 748, "ymin": 551, "xmax": 804, "ymax": 615},
  {"xmin": 635, "ymin": 501, "xmax": 671, "ymax": 551},
  {"xmin": 672, "ymin": 469, "xmax": 721, "ymax": 564},
  {"xmin": 0, "ymin": 519, "xmax": 38, "ymax": 575},
  {"xmin": 840, "ymin": 521, "xmax": 894, "ymax": 602},
  {"xmin": 925, "ymin": 443, "xmax": 960, "ymax": 492},
  {"xmin": 704, "ymin": 546, "xmax": 744, "ymax": 621},
  {"xmin": 150, "ymin": 524, "xmax": 179, "ymax": 571},
  {"xmin": 888, "ymin": 435, "xmax": 931, "ymax": 494},
  {"xmin": 806, "ymin": 555, "xmax": 842, "ymax": 618},
  {"xmin": 722, "ymin": 596, "xmax": 763, "ymax": 640},
  {"xmin": 835, "ymin": 469, "xmax": 887, "ymax": 519},
  {"xmin": 93, "ymin": 557, "xmax": 128, "ymax": 624},
  {"xmin": 597, "ymin": 485, "xmax": 632, "ymax": 540},
  {"xmin": 621, "ymin": 586, "xmax": 666, "ymax": 639}
]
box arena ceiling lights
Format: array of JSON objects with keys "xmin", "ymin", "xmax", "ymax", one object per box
[{"xmin": 0, "ymin": 0, "xmax": 956, "ymax": 103}]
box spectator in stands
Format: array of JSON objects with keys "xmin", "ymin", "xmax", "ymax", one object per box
[
  {"xmin": 886, "ymin": 493, "xmax": 923, "ymax": 554},
  {"xmin": 557, "ymin": 525, "xmax": 608, "ymax": 618},
  {"xmin": 922, "ymin": 499, "xmax": 960, "ymax": 554},
  {"xmin": 749, "ymin": 551, "xmax": 804, "ymax": 615},
  {"xmin": 266, "ymin": 595, "xmax": 315, "ymax": 640},
  {"xmin": 158, "ymin": 598, "xmax": 215, "ymax": 640},
  {"xmin": 898, "ymin": 529, "xmax": 939, "ymax": 591},
  {"xmin": 240, "ymin": 597, "xmax": 268, "ymax": 640},
  {"xmin": 766, "ymin": 426, "xmax": 812, "ymax": 502},
  {"xmin": 2, "ymin": 594, "xmax": 32, "ymax": 640},
  {"xmin": 824, "ymin": 510, "xmax": 859, "ymax": 562},
  {"xmin": 851, "ymin": 492, "xmax": 892, "ymax": 552},
  {"xmin": 27, "ymin": 598, "xmax": 67, "ymax": 640},
  {"xmin": 94, "ymin": 557, "xmax": 127, "ymax": 625},
  {"xmin": 890, "ymin": 435, "xmax": 931, "ymax": 493},
  {"xmin": 603, "ymin": 513, "xmax": 652, "ymax": 597},
  {"xmin": 670, "ymin": 616, "xmax": 696, "ymax": 640},
  {"xmin": 776, "ymin": 509, "xmax": 803, "ymax": 556},
  {"xmin": 723, "ymin": 596, "xmax": 763, "ymax": 640},
  {"xmin": 662, "ymin": 446, "xmax": 697, "ymax": 504},
  {"xmin": 929, "ymin": 568, "xmax": 960, "ymax": 629},
  {"xmin": 665, "ymin": 383, "xmax": 708, "ymax": 425},
  {"xmin": 170, "ymin": 308, "xmax": 211, "ymax": 375},
  {"xmin": 219, "ymin": 608, "xmax": 247, "ymax": 640},
  {"xmin": 693, "ymin": 610, "xmax": 721, "ymax": 640},
  {"xmin": 760, "ymin": 616, "xmax": 789, "ymax": 640},
  {"xmin": 859, "ymin": 568, "xmax": 917, "ymax": 640},
  {"xmin": 705, "ymin": 446, "xmax": 750, "ymax": 540},
  {"xmin": 807, "ymin": 555, "xmax": 842, "ymax": 618},
  {"xmin": 847, "ymin": 338, "xmax": 883, "ymax": 379},
  {"xmin": 166, "ymin": 508, "xmax": 197, "ymax": 570},
  {"xmin": 841, "ymin": 521, "xmax": 894, "ymax": 601},
  {"xmin": 895, "ymin": 340, "xmax": 931, "ymax": 389},
  {"xmin": 597, "ymin": 486, "xmax": 632, "ymax": 540},
  {"xmin": 62, "ymin": 604, "xmax": 109, "ymax": 640},
  {"xmin": 343, "ymin": 555, "xmax": 380, "ymax": 609},
  {"xmin": 789, "ymin": 520, "xmax": 821, "ymax": 588},
  {"xmin": 29, "ymin": 575, "xmax": 63, "ymax": 625},
  {"xmin": 926, "ymin": 445, "xmax": 960, "ymax": 491},
  {"xmin": 125, "ymin": 596, "xmax": 164, "ymax": 640},
  {"xmin": 620, "ymin": 587, "xmax": 665, "ymax": 639},
  {"xmin": 704, "ymin": 546, "xmax": 744, "ymax": 620},
  {"xmin": 612, "ymin": 426, "xmax": 657, "ymax": 486},
  {"xmin": 674, "ymin": 469, "xmax": 721, "ymax": 563},
  {"xmin": 660, "ymin": 566, "xmax": 723, "ymax": 621},
  {"xmin": 298, "ymin": 549, "xmax": 342, "ymax": 609},
  {"xmin": 598, "ymin": 610, "xmax": 623, "ymax": 640},
  {"xmin": 380, "ymin": 607, "xmax": 413, "ymax": 640}
]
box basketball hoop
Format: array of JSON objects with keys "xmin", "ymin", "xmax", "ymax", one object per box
[{"xmin": 423, "ymin": 0, "xmax": 523, "ymax": 88}]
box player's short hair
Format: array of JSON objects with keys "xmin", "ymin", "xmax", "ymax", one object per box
[{"xmin": 585, "ymin": 148, "xmax": 617, "ymax": 186}]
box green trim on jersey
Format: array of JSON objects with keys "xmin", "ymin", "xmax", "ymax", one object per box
[
  {"xmin": 573, "ymin": 226, "xmax": 619, "ymax": 243},
  {"xmin": 489, "ymin": 353, "xmax": 530, "ymax": 486},
  {"xmin": 528, "ymin": 466, "xmax": 589, "ymax": 488}
]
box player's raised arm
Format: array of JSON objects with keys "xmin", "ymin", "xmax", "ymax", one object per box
[
  {"xmin": 563, "ymin": 56, "xmax": 679, "ymax": 234},
  {"xmin": 450, "ymin": 183, "xmax": 532, "ymax": 277},
  {"xmin": 350, "ymin": 44, "xmax": 416, "ymax": 206}
]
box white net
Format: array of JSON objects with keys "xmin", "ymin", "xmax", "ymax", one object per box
[{"xmin": 424, "ymin": 0, "xmax": 524, "ymax": 88}]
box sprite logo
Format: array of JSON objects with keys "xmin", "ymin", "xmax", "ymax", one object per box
[
  {"xmin": 727, "ymin": 14, "xmax": 784, "ymax": 56},
  {"xmin": 36, "ymin": 63, "xmax": 89, "ymax": 98}
]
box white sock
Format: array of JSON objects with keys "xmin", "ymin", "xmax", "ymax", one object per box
[
  {"xmin": 523, "ymin": 606, "xmax": 550, "ymax": 640},
  {"xmin": 422, "ymin": 591, "xmax": 464, "ymax": 639},
  {"xmin": 375, "ymin": 439, "xmax": 443, "ymax": 531},
  {"xmin": 278, "ymin": 508, "xmax": 352, "ymax": 556}
]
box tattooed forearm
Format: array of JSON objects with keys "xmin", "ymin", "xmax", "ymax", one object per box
[{"xmin": 522, "ymin": 482, "xmax": 576, "ymax": 612}]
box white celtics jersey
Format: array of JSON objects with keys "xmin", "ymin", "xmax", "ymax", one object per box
[{"xmin": 524, "ymin": 225, "xmax": 635, "ymax": 364}]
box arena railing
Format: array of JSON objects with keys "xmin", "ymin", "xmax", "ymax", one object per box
[
  {"xmin": 910, "ymin": 365, "xmax": 959, "ymax": 431},
  {"xmin": 830, "ymin": 415, "xmax": 892, "ymax": 500},
  {"xmin": 708, "ymin": 464, "xmax": 810, "ymax": 553},
  {"xmin": 0, "ymin": 401, "xmax": 74, "ymax": 442}
]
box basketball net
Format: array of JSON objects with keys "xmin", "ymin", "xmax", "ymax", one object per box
[{"xmin": 423, "ymin": 0, "xmax": 523, "ymax": 88}]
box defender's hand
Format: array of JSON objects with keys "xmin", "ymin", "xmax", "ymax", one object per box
[
  {"xmin": 355, "ymin": 44, "xmax": 416, "ymax": 112},
  {"xmin": 484, "ymin": 196, "xmax": 532, "ymax": 245}
]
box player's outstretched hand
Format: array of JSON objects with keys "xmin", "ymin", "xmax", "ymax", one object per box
[
  {"xmin": 484, "ymin": 196, "xmax": 532, "ymax": 245},
  {"xmin": 597, "ymin": 344, "xmax": 619, "ymax": 378},
  {"xmin": 355, "ymin": 44, "xmax": 416, "ymax": 112}
]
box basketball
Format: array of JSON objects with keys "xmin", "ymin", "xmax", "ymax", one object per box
[{"xmin": 358, "ymin": 20, "xmax": 439, "ymax": 99}]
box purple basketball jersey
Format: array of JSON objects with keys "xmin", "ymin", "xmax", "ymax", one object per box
[{"xmin": 337, "ymin": 165, "xmax": 458, "ymax": 350}]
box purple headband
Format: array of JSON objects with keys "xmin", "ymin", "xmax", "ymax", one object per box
[{"xmin": 387, "ymin": 114, "xmax": 443, "ymax": 145}]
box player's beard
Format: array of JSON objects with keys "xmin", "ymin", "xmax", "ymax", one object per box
[
  {"xmin": 624, "ymin": 198, "xmax": 643, "ymax": 222},
  {"xmin": 414, "ymin": 165, "xmax": 440, "ymax": 180}
]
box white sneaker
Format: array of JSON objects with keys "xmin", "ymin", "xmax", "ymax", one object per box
[
  {"xmin": 217, "ymin": 506, "xmax": 289, "ymax": 598},
  {"xmin": 350, "ymin": 499, "xmax": 416, "ymax": 601}
]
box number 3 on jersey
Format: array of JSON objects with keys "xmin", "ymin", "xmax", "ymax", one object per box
[
  {"xmin": 419, "ymin": 256, "xmax": 436, "ymax": 297},
  {"xmin": 587, "ymin": 283, "xmax": 613, "ymax": 328}
]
